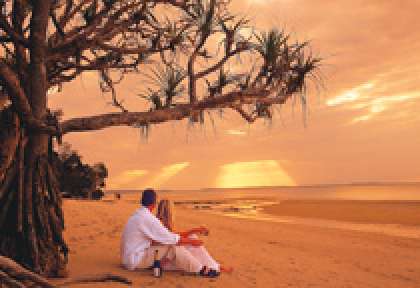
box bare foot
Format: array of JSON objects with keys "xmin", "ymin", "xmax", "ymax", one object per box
[{"xmin": 220, "ymin": 266, "xmax": 234, "ymax": 273}]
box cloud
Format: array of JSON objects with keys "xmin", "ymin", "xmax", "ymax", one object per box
[
  {"xmin": 326, "ymin": 70, "xmax": 420, "ymax": 125},
  {"xmin": 216, "ymin": 160, "xmax": 295, "ymax": 188},
  {"xmin": 351, "ymin": 114, "xmax": 372, "ymax": 124},
  {"xmin": 326, "ymin": 82, "xmax": 375, "ymax": 107},
  {"xmin": 348, "ymin": 91, "xmax": 420, "ymax": 124}
]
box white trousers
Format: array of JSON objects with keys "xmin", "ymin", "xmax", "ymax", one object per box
[
  {"xmin": 138, "ymin": 245, "xmax": 203, "ymax": 273},
  {"xmin": 184, "ymin": 244, "xmax": 220, "ymax": 271},
  {"xmin": 161, "ymin": 235, "xmax": 220, "ymax": 272}
]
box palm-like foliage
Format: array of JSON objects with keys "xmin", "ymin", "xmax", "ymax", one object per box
[
  {"xmin": 140, "ymin": 64, "xmax": 187, "ymax": 109},
  {"xmin": 206, "ymin": 68, "xmax": 244, "ymax": 97},
  {"xmin": 253, "ymin": 29, "xmax": 321, "ymax": 96},
  {"xmin": 255, "ymin": 29, "xmax": 289, "ymax": 72},
  {"xmin": 183, "ymin": 0, "xmax": 221, "ymax": 34}
]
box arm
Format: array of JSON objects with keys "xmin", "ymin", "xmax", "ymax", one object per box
[
  {"xmin": 142, "ymin": 212, "xmax": 205, "ymax": 247},
  {"xmin": 178, "ymin": 236, "xmax": 203, "ymax": 247},
  {"xmin": 177, "ymin": 226, "xmax": 209, "ymax": 238},
  {"xmin": 151, "ymin": 233, "xmax": 203, "ymax": 247},
  {"xmin": 142, "ymin": 215, "xmax": 180, "ymax": 246}
]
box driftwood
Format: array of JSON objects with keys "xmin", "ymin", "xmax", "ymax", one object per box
[
  {"xmin": 0, "ymin": 255, "xmax": 132, "ymax": 287},
  {"xmin": 58, "ymin": 274, "xmax": 133, "ymax": 287}
]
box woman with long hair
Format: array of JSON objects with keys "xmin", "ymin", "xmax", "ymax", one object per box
[{"xmin": 156, "ymin": 199, "xmax": 230, "ymax": 273}]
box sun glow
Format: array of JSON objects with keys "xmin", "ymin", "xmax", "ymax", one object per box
[
  {"xmin": 146, "ymin": 162, "xmax": 190, "ymax": 188},
  {"xmin": 110, "ymin": 169, "xmax": 149, "ymax": 189},
  {"xmin": 216, "ymin": 160, "xmax": 295, "ymax": 188}
]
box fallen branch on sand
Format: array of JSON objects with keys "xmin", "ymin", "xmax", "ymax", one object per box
[
  {"xmin": 58, "ymin": 274, "xmax": 132, "ymax": 286},
  {"xmin": 0, "ymin": 255, "xmax": 132, "ymax": 287}
]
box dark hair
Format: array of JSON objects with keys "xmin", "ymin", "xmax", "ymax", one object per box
[{"xmin": 141, "ymin": 188, "xmax": 157, "ymax": 206}]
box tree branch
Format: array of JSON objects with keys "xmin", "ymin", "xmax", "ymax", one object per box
[
  {"xmin": 61, "ymin": 88, "xmax": 287, "ymax": 134},
  {"xmin": 231, "ymin": 105, "xmax": 258, "ymax": 123},
  {"xmin": 0, "ymin": 61, "xmax": 33, "ymax": 122},
  {"xmin": 0, "ymin": 14, "xmax": 29, "ymax": 47},
  {"xmin": 195, "ymin": 47, "xmax": 246, "ymax": 79}
]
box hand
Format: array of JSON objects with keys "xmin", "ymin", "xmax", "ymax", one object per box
[
  {"xmin": 189, "ymin": 239, "xmax": 203, "ymax": 247},
  {"xmin": 196, "ymin": 226, "xmax": 209, "ymax": 236}
]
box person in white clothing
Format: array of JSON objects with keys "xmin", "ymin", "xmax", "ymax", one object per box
[
  {"xmin": 156, "ymin": 199, "xmax": 233, "ymax": 274},
  {"xmin": 120, "ymin": 189, "xmax": 219, "ymax": 277}
]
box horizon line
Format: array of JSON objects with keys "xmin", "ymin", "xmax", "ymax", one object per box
[{"xmin": 105, "ymin": 181, "xmax": 420, "ymax": 192}]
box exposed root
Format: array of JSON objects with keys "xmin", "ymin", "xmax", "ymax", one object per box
[
  {"xmin": 0, "ymin": 255, "xmax": 55, "ymax": 287},
  {"xmin": 0, "ymin": 270, "xmax": 26, "ymax": 288},
  {"xmin": 0, "ymin": 108, "xmax": 19, "ymax": 184},
  {"xmin": 0, "ymin": 256, "xmax": 132, "ymax": 287}
]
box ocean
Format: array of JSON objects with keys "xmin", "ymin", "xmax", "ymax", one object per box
[{"xmin": 107, "ymin": 183, "xmax": 420, "ymax": 201}]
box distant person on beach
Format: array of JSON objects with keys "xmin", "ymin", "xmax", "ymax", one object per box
[
  {"xmin": 157, "ymin": 199, "xmax": 232, "ymax": 273},
  {"xmin": 120, "ymin": 189, "xmax": 220, "ymax": 277}
]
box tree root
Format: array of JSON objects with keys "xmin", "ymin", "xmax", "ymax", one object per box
[
  {"xmin": 0, "ymin": 255, "xmax": 55, "ymax": 287},
  {"xmin": 0, "ymin": 256, "xmax": 132, "ymax": 287}
]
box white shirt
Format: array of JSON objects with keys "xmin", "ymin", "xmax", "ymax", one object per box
[{"xmin": 120, "ymin": 206, "xmax": 180, "ymax": 270}]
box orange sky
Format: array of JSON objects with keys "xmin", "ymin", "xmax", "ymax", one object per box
[{"xmin": 49, "ymin": 0, "xmax": 420, "ymax": 189}]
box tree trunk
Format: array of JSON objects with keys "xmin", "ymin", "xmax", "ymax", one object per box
[
  {"xmin": 0, "ymin": 109, "xmax": 68, "ymax": 277},
  {"xmin": 1, "ymin": 2, "xmax": 68, "ymax": 276}
]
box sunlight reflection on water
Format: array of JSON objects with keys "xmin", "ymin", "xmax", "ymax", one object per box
[
  {"xmin": 224, "ymin": 210, "xmax": 420, "ymax": 240},
  {"xmin": 223, "ymin": 202, "xmax": 420, "ymax": 240},
  {"xmin": 180, "ymin": 198, "xmax": 420, "ymax": 240},
  {"xmin": 110, "ymin": 184, "xmax": 420, "ymax": 239}
]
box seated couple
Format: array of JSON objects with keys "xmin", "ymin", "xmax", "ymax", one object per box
[{"xmin": 120, "ymin": 189, "xmax": 228, "ymax": 277}]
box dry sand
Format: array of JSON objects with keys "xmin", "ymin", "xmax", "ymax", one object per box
[{"xmin": 57, "ymin": 195, "xmax": 420, "ymax": 288}]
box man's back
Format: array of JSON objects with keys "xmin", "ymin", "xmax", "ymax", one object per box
[{"xmin": 120, "ymin": 206, "xmax": 179, "ymax": 270}]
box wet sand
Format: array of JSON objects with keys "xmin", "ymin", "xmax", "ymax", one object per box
[
  {"xmin": 57, "ymin": 193, "xmax": 420, "ymax": 288},
  {"xmin": 263, "ymin": 200, "xmax": 420, "ymax": 226}
]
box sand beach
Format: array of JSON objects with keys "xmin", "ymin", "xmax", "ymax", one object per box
[{"xmin": 56, "ymin": 186, "xmax": 420, "ymax": 288}]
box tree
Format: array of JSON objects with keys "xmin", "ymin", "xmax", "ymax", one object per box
[
  {"xmin": 0, "ymin": 0, "xmax": 320, "ymax": 277},
  {"xmin": 54, "ymin": 146, "xmax": 108, "ymax": 199}
]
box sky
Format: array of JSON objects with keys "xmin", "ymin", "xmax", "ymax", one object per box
[{"xmin": 49, "ymin": 0, "xmax": 420, "ymax": 190}]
